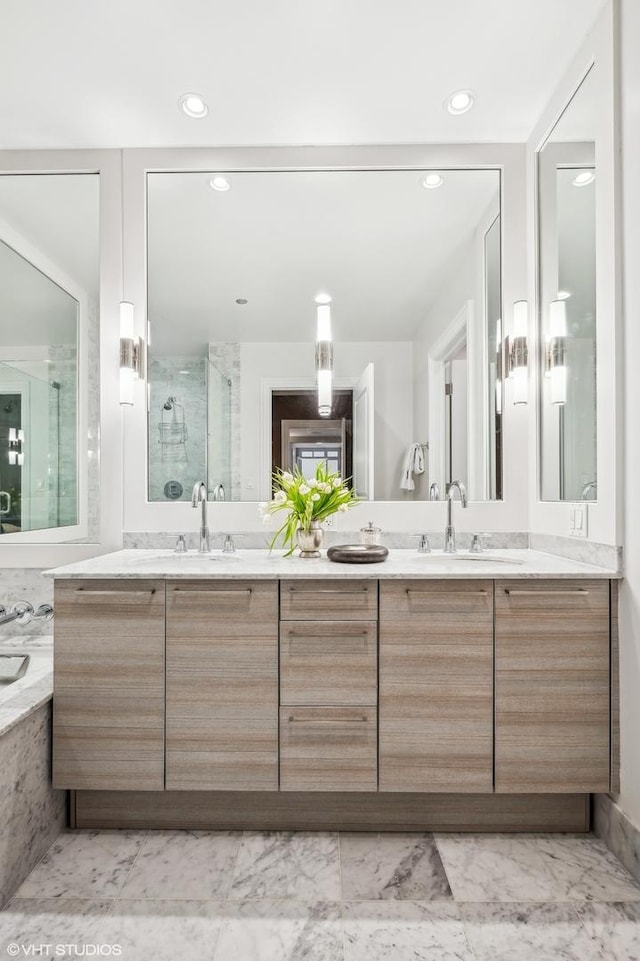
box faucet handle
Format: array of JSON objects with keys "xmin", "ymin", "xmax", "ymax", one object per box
[
  {"xmin": 469, "ymin": 533, "xmax": 491, "ymax": 554},
  {"xmin": 410, "ymin": 533, "xmax": 432, "ymax": 554},
  {"xmin": 217, "ymin": 533, "xmax": 246, "ymax": 553},
  {"xmin": 174, "ymin": 534, "xmax": 188, "ymax": 554}
]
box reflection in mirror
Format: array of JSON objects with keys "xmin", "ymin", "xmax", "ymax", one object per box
[
  {"xmin": 147, "ymin": 169, "xmax": 502, "ymax": 502},
  {"xmin": 538, "ymin": 67, "xmax": 597, "ymax": 502},
  {"xmin": 0, "ymin": 175, "xmax": 100, "ymax": 537}
]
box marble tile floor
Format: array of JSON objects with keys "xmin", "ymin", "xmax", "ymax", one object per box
[{"xmin": 2, "ymin": 830, "xmax": 640, "ymax": 960}]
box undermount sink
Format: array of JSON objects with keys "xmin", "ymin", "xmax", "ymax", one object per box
[{"xmin": 418, "ymin": 553, "xmax": 525, "ymax": 565}]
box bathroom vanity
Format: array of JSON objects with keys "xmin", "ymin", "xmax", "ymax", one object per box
[{"xmin": 48, "ymin": 549, "xmax": 620, "ymax": 833}]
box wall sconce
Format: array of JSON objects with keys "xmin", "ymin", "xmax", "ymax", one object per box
[
  {"xmin": 546, "ymin": 299, "xmax": 567, "ymax": 406},
  {"xmin": 315, "ymin": 299, "xmax": 333, "ymax": 417},
  {"xmin": 8, "ymin": 428, "xmax": 24, "ymax": 466},
  {"xmin": 507, "ymin": 300, "xmax": 529, "ymax": 405},
  {"xmin": 119, "ymin": 301, "xmax": 144, "ymax": 407}
]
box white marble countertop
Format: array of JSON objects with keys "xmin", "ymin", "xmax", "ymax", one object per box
[
  {"xmin": 45, "ymin": 547, "xmax": 621, "ymax": 580},
  {"xmin": 0, "ymin": 636, "xmax": 53, "ymax": 738}
]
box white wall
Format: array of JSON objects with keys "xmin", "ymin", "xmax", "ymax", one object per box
[
  {"xmin": 618, "ymin": 0, "xmax": 640, "ymax": 827},
  {"xmin": 239, "ymin": 341, "xmax": 414, "ymax": 501}
]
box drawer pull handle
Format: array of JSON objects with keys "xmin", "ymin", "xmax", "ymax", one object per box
[
  {"xmin": 288, "ymin": 588, "xmax": 369, "ymax": 595},
  {"xmin": 172, "ymin": 589, "xmax": 252, "ymax": 596},
  {"xmin": 288, "ymin": 630, "xmax": 369, "ymax": 638},
  {"xmin": 287, "ymin": 715, "xmax": 368, "ymax": 723},
  {"xmin": 74, "ymin": 589, "xmax": 156, "ymax": 596},
  {"xmin": 504, "ymin": 589, "xmax": 589, "ymax": 596},
  {"xmin": 405, "ymin": 589, "xmax": 488, "ymax": 596}
]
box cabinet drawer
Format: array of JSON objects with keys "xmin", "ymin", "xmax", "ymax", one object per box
[
  {"xmin": 380, "ymin": 580, "xmax": 493, "ymax": 617},
  {"xmin": 280, "ymin": 580, "xmax": 378, "ymax": 621},
  {"xmin": 279, "ymin": 706, "xmax": 377, "ymax": 791},
  {"xmin": 280, "ymin": 620, "xmax": 377, "ymax": 706},
  {"xmin": 166, "ymin": 580, "xmax": 277, "ymax": 635}
]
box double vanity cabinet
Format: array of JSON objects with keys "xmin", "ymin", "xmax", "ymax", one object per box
[{"xmin": 49, "ymin": 552, "xmax": 618, "ymax": 832}]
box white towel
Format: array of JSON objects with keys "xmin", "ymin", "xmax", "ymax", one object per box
[{"xmin": 400, "ymin": 443, "xmax": 425, "ymax": 491}]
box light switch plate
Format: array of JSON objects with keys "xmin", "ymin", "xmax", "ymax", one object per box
[{"xmin": 569, "ymin": 502, "xmax": 588, "ymax": 538}]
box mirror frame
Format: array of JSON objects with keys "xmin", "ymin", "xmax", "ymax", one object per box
[
  {"xmin": 123, "ymin": 144, "xmax": 528, "ymax": 535},
  {"xmin": 528, "ymin": 0, "xmax": 622, "ymax": 546},
  {"xmin": 0, "ymin": 150, "xmax": 123, "ymax": 568},
  {"xmin": 0, "ymin": 205, "xmax": 89, "ymax": 543}
]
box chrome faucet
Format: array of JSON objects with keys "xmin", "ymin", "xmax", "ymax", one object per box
[
  {"xmin": 581, "ymin": 480, "xmax": 597, "ymax": 500},
  {"xmin": 444, "ymin": 480, "xmax": 468, "ymax": 553},
  {"xmin": 191, "ymin": 481, "xmax": 210, "ymax": 553}
]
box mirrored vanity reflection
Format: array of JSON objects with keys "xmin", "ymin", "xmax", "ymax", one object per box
[
  {"xmin": 146, "ymin": 169, "xmax": 504, "ymax": 503},
  {"xmin": 538, "ymin": 67, "xmax": 598, "ymax": 503},
  {"xmin": 0, "ymin": 174, "xmax": 100, "ymax": 537}
]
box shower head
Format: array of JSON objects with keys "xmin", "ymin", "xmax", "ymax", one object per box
[
  {"xmin": 3, "ymin": 400, "xmax": 14, "ymax": 414},
  {"xmin": 163, "ymin": 396, "xmax": 176, "ymax": 411}
]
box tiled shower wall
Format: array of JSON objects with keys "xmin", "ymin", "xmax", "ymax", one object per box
[{"xmin": 148, "ymin": 355, "xmax": 207, "ymax": 503}]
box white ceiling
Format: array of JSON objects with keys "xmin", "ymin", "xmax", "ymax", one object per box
[
  {"xmin": 0, "ymin": 0, "xmax": 605, "ymax": 149},
  {"xmin": 147, "ymin": 169, "xmax": 500, "ymax": 351}
]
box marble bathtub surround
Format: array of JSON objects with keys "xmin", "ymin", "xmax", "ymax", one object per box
[
  {"xmin": 0, "ymin": 569, "xmax": 52, "ymax": 635},
  {"xmin": 339, "ymin": 832, "xmax": 452, "ymax": 901},
  {"xmin": 0, "ymin": 636, "xmax": 53, "ymax": 736},
  {"xmin": 229, "ymin": 832, "xmax": 341, "ymax": 900},
  {"xmin": 0, "ymin": 704, "xmax": 66, "ymax": 909}
]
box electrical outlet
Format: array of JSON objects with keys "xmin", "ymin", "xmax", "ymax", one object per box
[
  {"xmin": 323, "ymin": 515, "xmax": 335, "ymax": 529},
  {"xmin": 569, "ymin": 502, "xmax": 588, "ymax": 538}
]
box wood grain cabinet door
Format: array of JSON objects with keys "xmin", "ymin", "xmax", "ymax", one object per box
[
  {"xmin": 280, "ymin": 706, "xmax": 377, "ymax": 791},
  {"xmin": 379, "ymin": 580, "xmax": 494, "ymax": 792},
  {"xmin": 53, "ymin": 579, "xmax": 165, "ymax": 791},
  {"xmin": 166, "ymin": 580, "xmax": 278, "ymax": 791},
  {"xmin": 495, "ymin": 579, "xmax": 611, "ymax": 793}
]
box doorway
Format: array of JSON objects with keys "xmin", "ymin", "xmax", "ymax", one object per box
[{"xmin": 271, "ymin": 390, "xmax": 353, "ymax": 485}]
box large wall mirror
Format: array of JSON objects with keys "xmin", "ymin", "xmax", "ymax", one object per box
[
  {"xmin": 146, "ymin": 169, "xmax": 503, "ymax": 503},
  {"xmin": 538, "ymin": 67, "xmax": 597, "ymax": 502},
  {"xmin": 0, "ymin": 174, "xmax": 99, "ymax": 539}
]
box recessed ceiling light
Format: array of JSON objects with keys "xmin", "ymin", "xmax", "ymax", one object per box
[
  {"xmin": 422, "ymin": 173, "xmax": 444, "ymax": 189},
  {"xmin": 572, "ymin": 170, "xmax": 595, "ymax": 187},
  {"xmin": 315, "ymin": 293, "xmax": 332, "ymax": 304},
  {"xmin": 557, "ymin": 290, "xmax": 572, "ymax": 300},
  {"xmin": 236, "ymin": 298, "xmax": 248, "ymax": 305},
  {"xmin": 445, "ymin": 90, "xmax": 475, "ymax": 115},
  {"xmin": 210, "ymin": 176, "xmax": 231, "ymax": 192},
  {"xmin": 179, "ymin": 93, "xmax": 208, "ymax": 119}
]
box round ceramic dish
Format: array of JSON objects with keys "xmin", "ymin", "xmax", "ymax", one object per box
[{"xmin": 326, "ymin": 544, "xmax": 389, "ymax": 564}]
